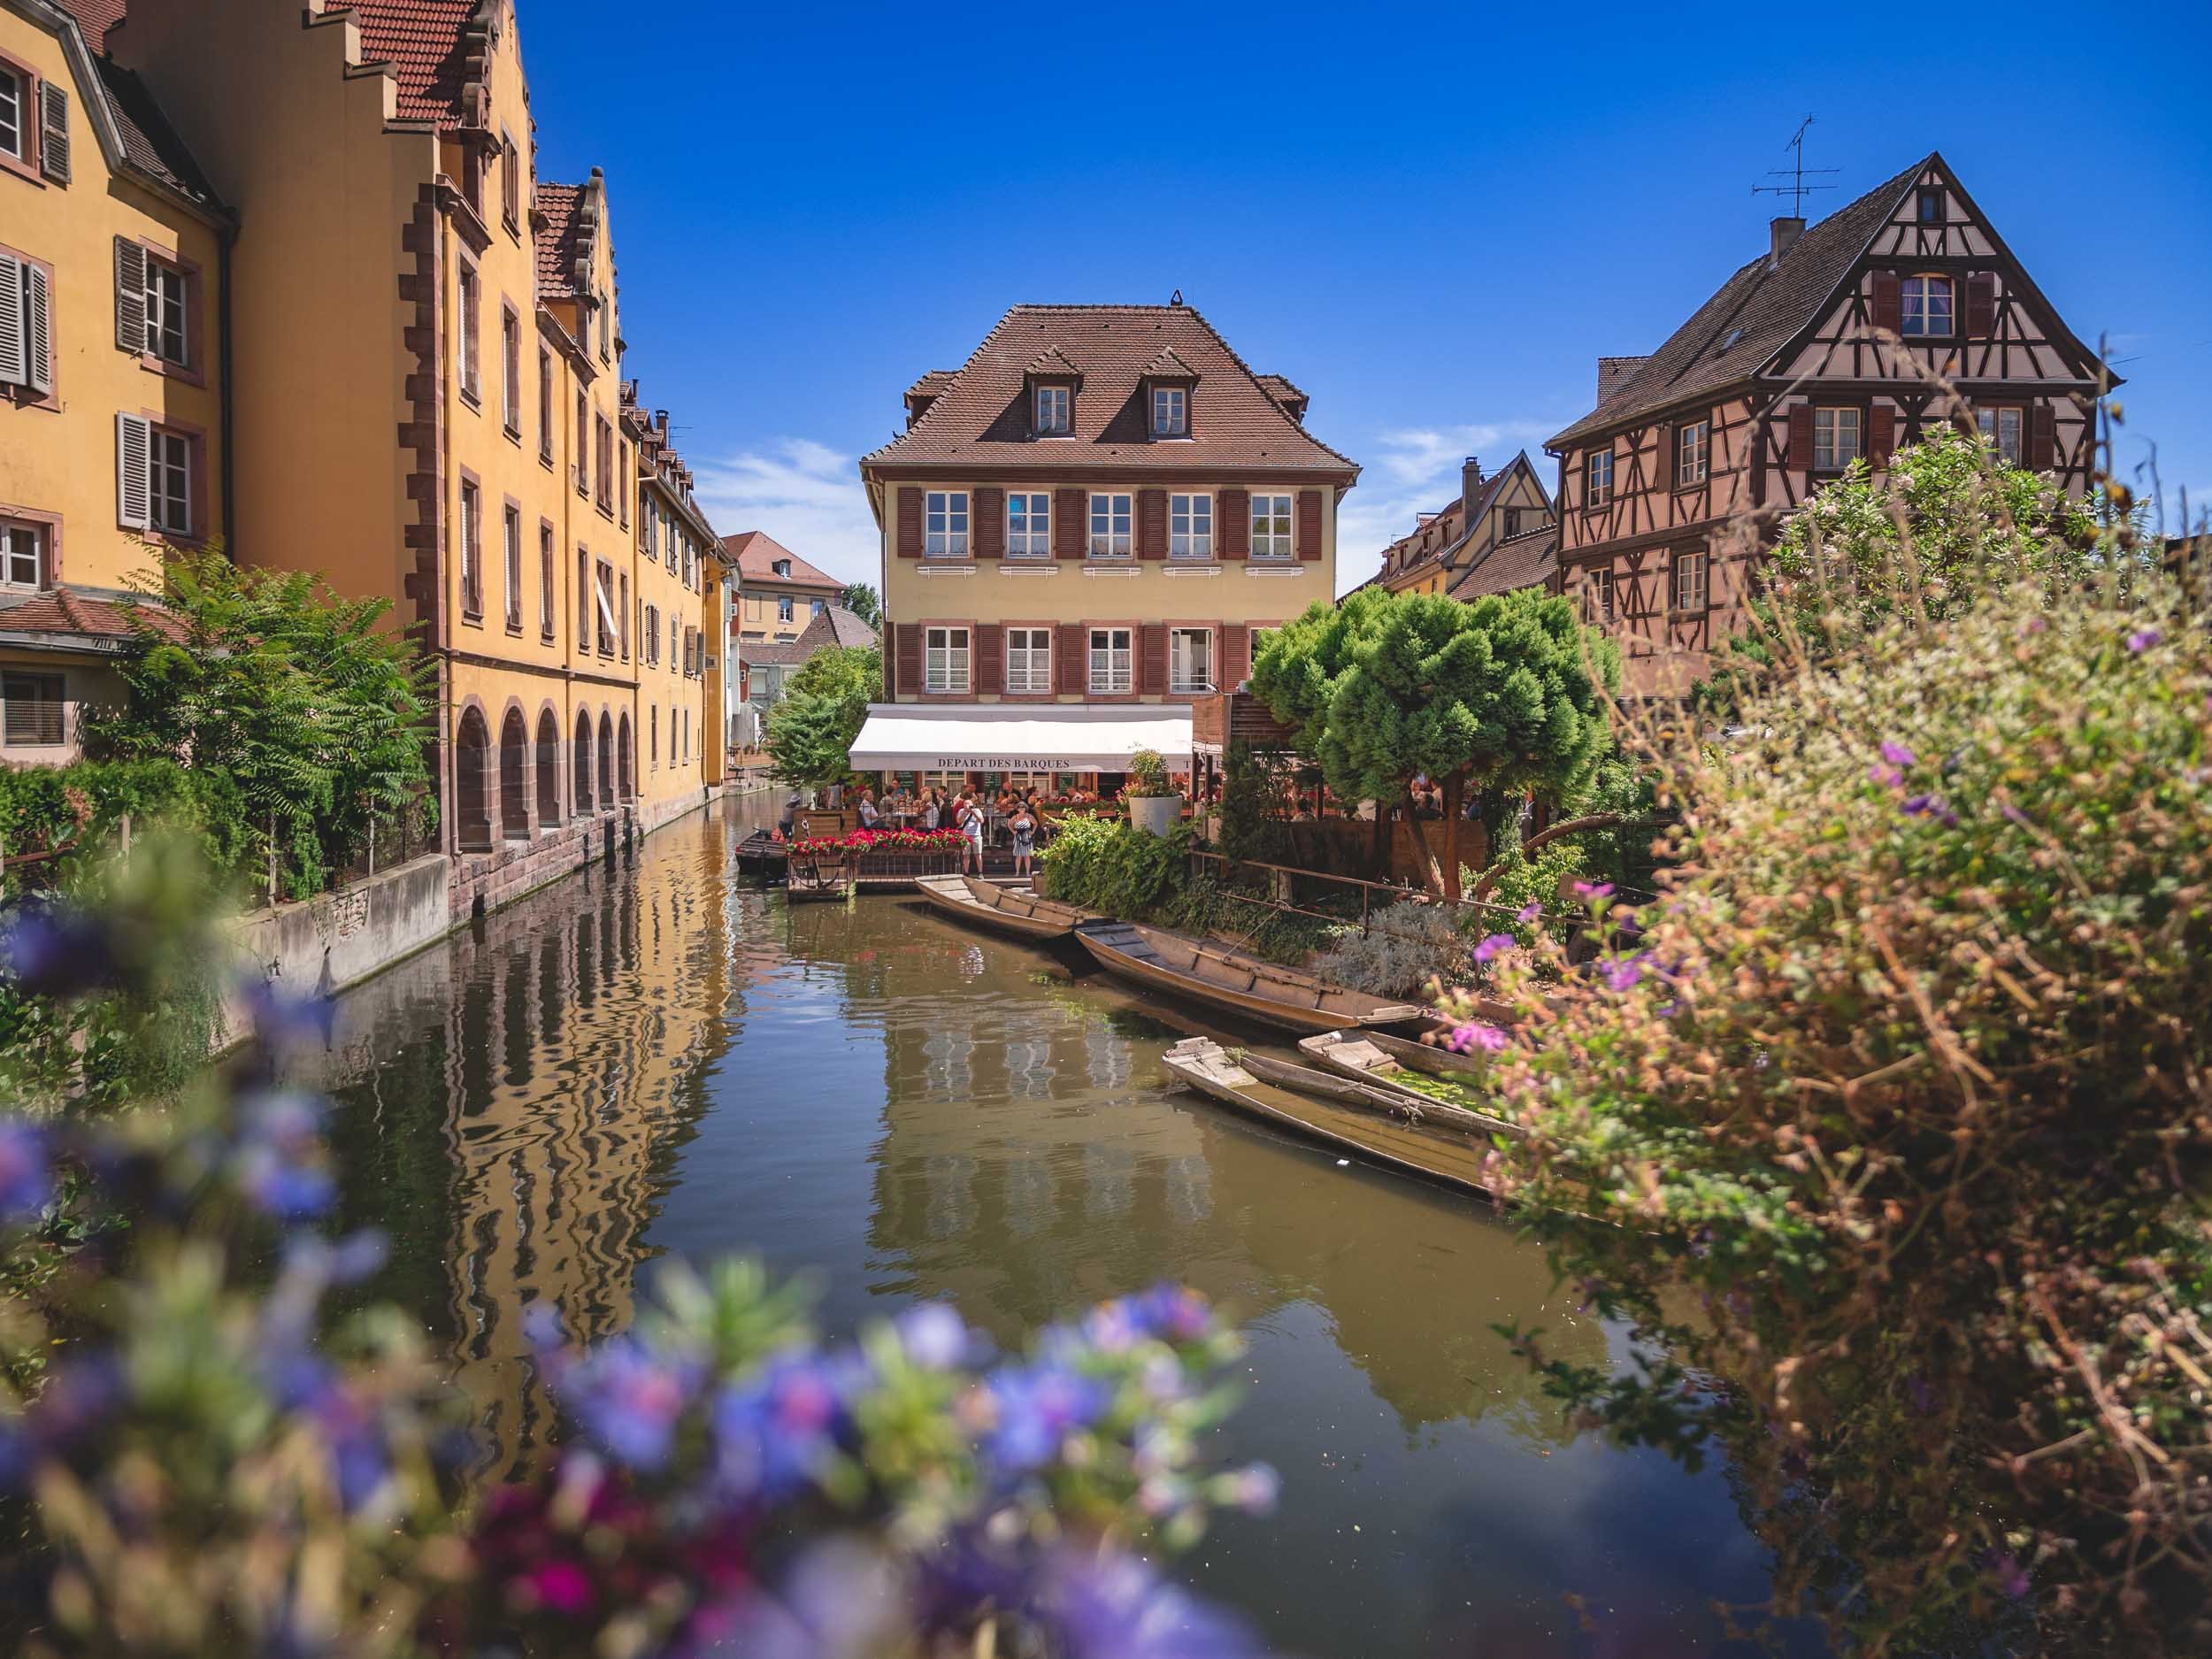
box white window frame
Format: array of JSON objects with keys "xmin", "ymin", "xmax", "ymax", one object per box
[
  {"xmin": 1005, "ymin": 626, "xmax": 1053, "ymax": 694},
  {"xmin": 1901, "ymin": 274, "xmax": 1954, "ymax": 338},
  {"xmin": 1249, "ymin": 492, "xmax": 1294, "ymax": 559},
  {"xmin": 777, "ymin": 595, "xmax": 794, "ymax": 624},
  {"xmin": 1006, "ymin": 491, "xmax": 1051, "ymax": 558},
  {"xmin": 143, "ymin": 258, "xmax": 189, "ymax": 369},
  {"xmin": 149, "ymin": 426, "xmax": 193, "ymax": 536},
  {"xmin": 925, "ymin": 490, "xmax": 969, "ymax": 558},
  {"xmin": 1586, "ymin": 449, "xmax": 1612, "ymax": 506},
  {"xmin": 503, "ymin": 503, "xmax": 522, "ymax": 628},
  {"xmin": 1672, "ymin": 549, "xmax": 1707, "ymax": 613},
  {"xmin": 0, "ymin": 519, "xmax": 44, "ymax": 590},
  {"xmin": 1168, "ymin": 626, "xmax": 1214, "ymax": 695},
  {"xmin": 925, "ymin": 625, "xmax": 971, "ymax": 694},
  {"xmin": 1151, "ymin": 386, "xmax": 1187, "ymax": 437},
  {"xmin": 1, "ymin": 669, "xmax": 65, "ymax": 749},
  {"xmin": 1977, "ymin": 406, "xmax": 2024, "ymax": 466},
  {"xmin": 457, "ymin": 480, "xmax": 482, "ymax": 614},
  {"xmin": 457, "ymin": 258, "xmax": 480, "ymax": 402},
  {"xmin": 1812, "ymin": 406, "xmax": 1863, "ymax": 472},
  {"xmin": 1088, "ymin": 492, "xmax": 1133, "ymax": 559},
  {"xmin": 1169, "ymin": 493, "xmax": 1212, "ymax": 560},
  {"xmin": 1087, "ymin": 626, "xmax": 1133, "ymax": 694},
  {"xmin": 0, "ymin": 66, "xmax": 23, "ymax": 164},
  {"xmin": 1676, "ymin": 421, "xmax": 1709, "ymax": 488},
  {"xmin": 1034, "ymin": 385, "xmax": 1069, "ymax": 435}
]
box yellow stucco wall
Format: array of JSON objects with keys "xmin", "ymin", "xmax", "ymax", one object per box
[{"xmin": 1, "ymin": 5, "xmax": 224, "ymax": 597}]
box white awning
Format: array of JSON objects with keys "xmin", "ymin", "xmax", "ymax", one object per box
[{"xmin": 849, "ymin": 703, "xmax": 1194, "ymax": 772}]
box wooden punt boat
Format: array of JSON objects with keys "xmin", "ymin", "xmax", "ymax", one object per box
[
  {"xmin": 1159, "ymin": 1038, "xmax": 1493, "ymax": 1196},
  {"xmin": 736, "ymin": 829, "xmax": 788, "ymax": 884},
  {"xmin": 1072, "ymin": 919, "xmax": 1432, "ymax": 1036},
  {"xmin": 915, "ymin": 875, "xmax": 1093, "ymax": 942},
  {"xmin": 1362, "ymin": 1027, "xmax": 1489, "ymax": 1080},
  {"xmin": 1292, "ymin": 1033, "xmax": 1521, "ymax": 1139}
]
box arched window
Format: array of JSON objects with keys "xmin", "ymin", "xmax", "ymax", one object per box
[
  {"xmin": 597, "ymin": 711, "xmax": 614, "ymax": 809},
  {"xmin": 535, "ymin": 710, "xmax": 561, "ymax": 826},
  {"xmin": 454, "ymin": 707, "xmax": 493, "ymax": 851},
  {"xmin": 573, "ymin": 710, "xmax": 594, "ymax": 817},
  {"xmin": 498, "ymin": 709, "xmax": 530, "ymax": 841},
  {"xmin": 618, "ymin": 712, "xmax": 634, "ymax": 801}
]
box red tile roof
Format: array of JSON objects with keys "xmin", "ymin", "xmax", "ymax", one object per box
[
  {"xmin": 45, "ymin": 4, "xmax": 221, "ymax": 209},
  {"xmin": 721, "ymin": 532, "xmax": 842, "ymax": 592},
  {"xmin": 0, "ymin": 586, "xmax": 182, "ymax": 643},
  {"xmin": 55, "ymin": 0, "xmax": 126, "ymax": 50},
  {"xmin": 1448, "ymin": 526, "xmax": 1559, "ymax": 601},
  {"xmin": 342, "ymin": 0, "xmax": 479, "ymax": 128},
  {"xmin": 864, "ymin": 304, "xmax": 1358, "ymax": 479},
  {"xmin": 534, "ymin": 181, "xmax": 586, "ymax": 297}
]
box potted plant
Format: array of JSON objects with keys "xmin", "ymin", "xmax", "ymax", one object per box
[{"xmin": 1123, "ymin": 749, "xmax": 1182, "ymax": 837}]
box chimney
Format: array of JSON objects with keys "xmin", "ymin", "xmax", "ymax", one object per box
[
  {"xmin": 1770, "ymin": 215, "xmax": 1806, "ymax": 266},
  {"xmin": 1462, "ymin": 456, "xmax": 1484, "ymax": 518}
]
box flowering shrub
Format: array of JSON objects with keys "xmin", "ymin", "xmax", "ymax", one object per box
[
  {"xmin": 0, "ymin": 862, "xmax": 1279, "ymax": 1658},
  {"xmin": 788, "ymin": 827, "xmax": 966, "ymax": 858},
  {"xmin": 1445, "ymin": 573, "xmax": 2212, "ymax": 1654}
]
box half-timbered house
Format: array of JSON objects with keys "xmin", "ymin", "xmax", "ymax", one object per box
[
  {"xmin": 1370, "ymin": 451, "xmax": 1554, "ymax": 597},
  {"xmin": 1546, "ymin": 151, "xmax": 2112, "ymax": 695}
]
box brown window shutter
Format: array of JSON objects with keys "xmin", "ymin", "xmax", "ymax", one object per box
[
  {"xmin": 113, "ymin": 237, "xmax": 146, "ymax": 355},
  {"xmin": 895, "ymin": 623, "xmax": 922, "ymax": 695},
  {"xmin": 2029, "ymin": 403, "xmax": 2056, "ymax": 471},
  {"xmin": 38, "ymin": 83, "xmax": 70, "ymax": 185},
  {"xmin": 1217, "ymin": 488, "xmax": 1248, "ymax": 559},
  {"xmin": 1296, "ymin": 490, "xmax": 1323, "ymax": 562},
  {"xmin": 1964, "ymin": 273, "xmax": 1996, "ymax": 337},
  {"xmin": 895, "ymin": 487, "xmax": 924, "ymax": 557},
  {"xmin": 1870, "ymin": 270, "xmax": 1902, "ymax": 334},
  {"xmin": 1652, "ymin": 422, "xmax": 1672, "ymax": 488},
  {"xmin": 1868, "ymin": 405, "xmax": 1896, "ymax": 466},
  {"xmin": 975, "ymin": 623, "xmax": 1003, "ymax": 695},
  {"xmin": 974, "ymin": 487, "xmax": 1004, "ymax": 557},
  {"xmin": 1137, "ymin": 488, "xmax": 1167, "ymax": 558},
  {"xmin": 1787, "ymin": 405, "xmax": 1814, "ymax": 469},
  {"xmin": 1054, "ymin": 488, "xmax": 1086, "ymax": 559},
  {"xmin": 1140, "ymin": 624, "xmax": 1167, "ymax": 694},
  {"xmin": 1056, "ymin": 623, "xmax": 1086, "ymax": 693},
  {"xmin": 1220, "ymin": 622, "xmax": 1248, "ymax": 688}
]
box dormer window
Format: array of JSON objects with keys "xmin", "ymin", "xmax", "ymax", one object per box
[
  {"xmin": 1034, "ymin": 385, "xmax": 1070, "ymax": 435},
  {"xmin": 772, "ymin": 558, "xmax": 791, "ymax": 577},
  {"xmin": 1152, "ymin": 387, "xmax": 1187, "ymax": 438}
]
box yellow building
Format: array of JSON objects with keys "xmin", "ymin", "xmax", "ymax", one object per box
[
  {"xmin": 855, "ymin": 302, "xmax": 1359, "ymax": 790},
  {"xmin": 623, "ymin": 385, "xmax": 722, "ymax": 815},
  {"xmin": 101, "ymin": 0, "xmax": 719, "ymax": 915},
  {"xmin": 0, "ymin": 0, "xmax": 226, "ymax": 759},
  {"xmin": 1369, "ymin": 450, "xmax": 1556, "ymax": 598}
]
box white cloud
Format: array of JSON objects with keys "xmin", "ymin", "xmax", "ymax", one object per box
[
  {"xmin": 692, "ymin": 438, "xmax": 880, "ymax": 588},
  {"xmin": 1333, "ymin": 420, "xmax": 1561, "ymax": 595}
]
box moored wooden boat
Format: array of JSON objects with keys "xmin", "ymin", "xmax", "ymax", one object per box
[
  {"xmin": 1159, "ymin": 1038, "xmax": 1494, "ymax": 1195},
  {"xmin": 1291, "ymin": 1033, "xmax": 1521, "ymax": 1139},
  {"xmin": 915, "ymin": 875, "xmax": 1094, "ymax": 941},
  {"xmin": 1362, "ymin": 1027, "xmax": 1489, "ymax": 1080},
  {"xmin": 736, "ymin": 829, "xmax": 788, "ymax": 885},
  {"xmin": 1073, "ymin": 919, "xmax": 1432, "ymax": 1036}
]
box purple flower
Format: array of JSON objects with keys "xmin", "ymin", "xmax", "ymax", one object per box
[
  {"xmin": 1901, "ymin": 794, "xmax": 1960, "ymax": 828},
  {"xmin": 565, "ymin": 1338, "xmax": 696, "ymax": 1471},
  {"xmin": 1867, "ymin": 763, "xmax": 1903, "ymax": 787},
  {"xmin": 1879, "ymin": 741, "xmax": 1916, "ymax": 768},
  {"xmin": 985, "ymin": 1363, "xmax": 1105, "ymax": 1472},
  {"xmin": 0, "ymin": 902, "xmax": 119, "ymax": 998},
  {"xmin": 1571, "ymin": 880, "xmax": 1614, "ymax": 902},
  {"xmin": 715, "ymin": 1356, "xmax": 848, "ymax": 1499},
  {"xmin": 1127, "ymin": 1284, "xmax": 1213, "ymax": 1344},
  {"xmin": 1986, "ymin": 1549, "xmax": 2032, "ymax": 1601},
  {"xmin": 1039, "ymin": 1551, "xmax": 1265, "ymax": 1659},
  {"xmin": 1225, "ymin": 1462, "xmax": 1279, "ymax": 1515},
  {"xmin": 0, "ymin": 1121, "xmax": 51, "ymax": 1224},
  {"xmin": 895, "ymin": 1302, "xmax": 974, "ymax": 1371},
  {"xmin": 1601, "ymin": 953, "xmax": 1648, "ymax": 992},
  {"xmin": 234, "ymin": 1094, "xmax": 334, "ymax": 1222},
  {"xmin": 1472, "ymin": 933, "xmax": 1516, "ymax": 965},
  {"xmin": 1516, "ymin": 901, "xmax": 1541, "ymax": 924},
  {"xmin": 244, "ymin": 979, "xmax": 337, "ymax": 1048},
  {"xmin": 1445, "ymin": 1021, "xmax": 1509, "ymax": 1055},
  {"xmin": 2127, "ymin": 627, "xmax": 2162, "ymax": 654}
]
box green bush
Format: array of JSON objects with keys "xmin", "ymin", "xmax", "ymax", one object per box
[
  {"xmin": 1455, "ymin": 572, "xmax": 2212, "ymax": 1655},
  {"xmin": 1039, "ymin": 813, "xmax": 1191, "ymax": 918}
]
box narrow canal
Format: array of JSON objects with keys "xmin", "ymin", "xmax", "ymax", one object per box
[{"xmin": 313, "ymin": 797, "xmax": 1816, "ymax": 1658}]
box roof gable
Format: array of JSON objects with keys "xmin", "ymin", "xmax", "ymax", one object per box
[
  {"xmin": 345, "ymin": 0, "xmax": 479, "ymax": 129},
  {"xmin": 722, "ymin": 532, "xmax": 841, "ymax": 590},
  {"xmin": 1548, "ymin": 156, "xmax": 1931, "ymax": 449},
  {"xmin": 863, "ymin": 304, "xmax": 1358, "ymax": 479}
]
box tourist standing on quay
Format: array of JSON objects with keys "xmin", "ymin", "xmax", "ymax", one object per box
[{"xmin": 1010, "ymin": 799, "xmax": 1038, "ymax": 880}]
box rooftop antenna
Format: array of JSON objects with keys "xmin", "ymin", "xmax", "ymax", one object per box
[{"xmin": 1752, "ymin": 114, "xmax": 1839, "ymax": 216}]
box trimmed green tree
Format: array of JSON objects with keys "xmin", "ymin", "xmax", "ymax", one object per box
[{"xmin": 764, "ymin": 642, "xmax": 880, "ymax": 791}]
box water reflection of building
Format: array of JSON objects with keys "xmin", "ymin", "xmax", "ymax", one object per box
[{"xmin": 317, "ymin": 823, "xmax": 735, "ymax": 1478}]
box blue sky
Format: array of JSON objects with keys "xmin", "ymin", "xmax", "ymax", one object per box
[{"xmin": 524, "ymin": 0, "xmax": 2211, "ymax": 594}]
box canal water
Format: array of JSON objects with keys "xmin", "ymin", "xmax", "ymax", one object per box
[{"xmin": 313, "ymin": 797, "xmax": 1819, "ymax": 1658}]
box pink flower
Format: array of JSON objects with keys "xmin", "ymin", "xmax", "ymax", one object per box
[
  {"xmin": 1878, "ymin": 741, "xmax": 1916, "ymax": 767},
  {"xmin": 1446, "ymin": 1021, "xmax": 1509, "ymax": 1055},
  {"xmin": 2127, "ymin": 627, "xmax": 2162, "ymax": 654},
  {"xmin": 526, "ymin": 1558, "xmax": 595, "ymax": 1615},
  {"xmin": 1472, "ymin": 933, "xmax": 1516, "ymax": 964},
  {"xmin": 1516, "ymin": 901, "xmax": 1542, "ymax": 924},
  {"xmin": 1571, "ymin": 880, "xmax": 1614, "ymax": 902}
]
